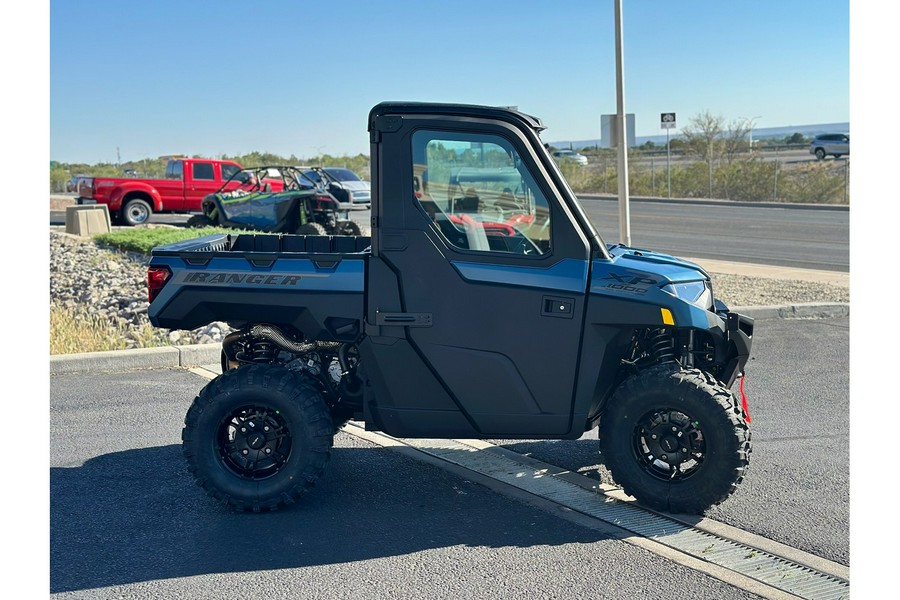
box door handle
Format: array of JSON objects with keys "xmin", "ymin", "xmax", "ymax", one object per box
[
  {"xmin": 541, "ymin": 296, "xmax": 575, "ymax": 319},
  {"xmin": 375, "ymin": 311, "xmax": 432, "ymax": 327}
]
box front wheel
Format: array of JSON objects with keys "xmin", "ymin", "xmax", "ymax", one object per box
[
  {"xmin": 599, "ymin": 365, "xmax": 751, "ymax": 514},
  {"xmin": 186, "ymin": 214, "xmax": 214, "ymax": 228},
  {"xmin": 122, "ymin": 198, "xmax": 152, "ymax": 226},
  {"xmin": 182, "ymin": 364, "xmax": 334, "ymax": 512}
]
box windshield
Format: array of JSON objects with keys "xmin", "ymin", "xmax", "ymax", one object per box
[{"xmin": 323, "ymin": 168, "xmax": 360, "ymax": 182}]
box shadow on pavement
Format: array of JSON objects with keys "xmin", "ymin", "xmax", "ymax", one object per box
[{"xmin": 51, "ymin": 443, "xmax": 616, "ymax": 593}]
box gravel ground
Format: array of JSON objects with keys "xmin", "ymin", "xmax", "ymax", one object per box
[{"xmin": 49, "ymin": 230, "xmax": 849, "ymax": 351}]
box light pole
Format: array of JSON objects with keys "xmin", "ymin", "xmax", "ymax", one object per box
[
  {"xmin": 614, "ymin": 0, "xmax": 631, "ymax": 246},
  {"xmin": 741, "ymin": 116, "xmax": 761, "ymax": 153}
]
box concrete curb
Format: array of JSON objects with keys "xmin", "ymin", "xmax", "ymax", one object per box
[
  {"xmin": 49, "ymin": 303, "xmax": 848, "ymax": 374},
  {"xmin": 50, "ymin": 343, "xmax": 221, "ymax": 375},
  {"xmin": 732, "ymin": 302, "xmax": 850, "ymax": 320}
]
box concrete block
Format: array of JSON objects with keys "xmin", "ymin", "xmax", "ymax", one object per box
[{"xmin": 65, "ymin": 205, "xmax": 111, "ymax": 236}]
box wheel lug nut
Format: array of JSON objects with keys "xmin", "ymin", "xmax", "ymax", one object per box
[
  {"xmin": 265, "ymin": 448, "xmax": 271, "ymax": 454},
  {"xmin": 651, "ymin": 434, "xmax": 657, "ymax": 439},
  {"xmin": 661, "ymin": 454, "xmax": 668, "ymax": 461},
  {"xmin": 671, "ymin": 426, "xmax": 677, "ymax": 432},
  {"xmin": 681, "ymin": 448, "xmax": 688, "ymax": 453},
  {"xmin": 241, "ymin": 427, "xmax": 246, "ymax": 433},
  {"xmin": 264, "ymin": 426, "xmax": 269, "ymax": 432},
  {"xmin": 242, "ymin": 449, "xmax": 248, "ymax": 455}
]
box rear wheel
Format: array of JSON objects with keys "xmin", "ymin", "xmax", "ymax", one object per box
[
  {"xmin": 122, "ymin": 198, "xmax": 152, "ymax": 226},
  {"xmin": 297, "ymin": 222, "xmax": 327, "ymax": 236},
  {"xmin": 599, "ymin": 364, "xmax": 751, "ymax": 514},
  {"xmin": 814, "ymin": 147, "xmax": 826, "ymax": 160},
  {"xmin": 182, "ymin": 364, "xmax": 334, "ymax": 512},
  {"xmin": 336, "ymin": 220, "xmax": 362, "ymax": 236}
]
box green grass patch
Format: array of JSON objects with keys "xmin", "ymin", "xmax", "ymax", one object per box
[{"xmin": 93, "ymin": 226, "xmax": 233, "ymax": 254}]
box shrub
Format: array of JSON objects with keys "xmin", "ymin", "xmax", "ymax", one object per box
[
  {"xmin": 94, "ymin": 226, "xmax": 233, "ymax": 255},
  {"xmin": 780, "ymin": 163, "xmax": 846, "ymax": 204}
]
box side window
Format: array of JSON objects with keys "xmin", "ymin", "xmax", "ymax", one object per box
[
  {"xmin": 221, "ymin": 163, "xmax": 241, "ymax": 181},
  {"xmin": 411, "ymin": 130, "xmax": 552, "ymax": 256},
  {"xmin": 166, "ymin": 160, "xmax": 183, "ymax": 180},
  {"xmin": 193, "ymin": 162, "xmax": 215, "ymax": 180}
]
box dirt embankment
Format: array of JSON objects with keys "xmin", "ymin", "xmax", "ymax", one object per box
[{"xmin": 50, "ymin": 195, "xmax": 77, "ymax": 211}]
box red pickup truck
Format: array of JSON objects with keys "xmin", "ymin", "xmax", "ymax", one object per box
[{"xmin": 76, "ymin": 158, "xmax": 245, "ymax": 226}]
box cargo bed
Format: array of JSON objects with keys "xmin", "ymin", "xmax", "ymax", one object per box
[{"xmin": 147, "ymin": 233, "xmax": 370, "ymax": 339}]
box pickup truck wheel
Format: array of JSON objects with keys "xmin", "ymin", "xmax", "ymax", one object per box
[
  {"xmin": 182, "ymin": 364, "xmax": 334, "ymax": 512},
  {"xmin": 297, "ymin": 222, "xmax": 327, "ymax": 236},
  {"xmin": 599, "ymin": 364, "xmax": 751, "ymax": 514},
  {"xmin": 122, "ymin": 198, "xmax": 152, "ymax": 226}
]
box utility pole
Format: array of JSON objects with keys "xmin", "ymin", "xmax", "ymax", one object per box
[
  {"xmin": 666, "ymin": 127, "xmax": 671, "ymax": 198},
  {"xmin": 614, "ymin": 0, "xmax": 631, "ymax": 246}
]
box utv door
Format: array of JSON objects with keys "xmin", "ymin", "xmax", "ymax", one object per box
[{"xmin": 360, "ymin": 105, "xmax": 594, "ymax": 438}]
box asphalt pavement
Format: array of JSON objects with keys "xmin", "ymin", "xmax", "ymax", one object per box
[{"xmin": 48, "ymin": 312, "xmax": 850, "ymax": 599}]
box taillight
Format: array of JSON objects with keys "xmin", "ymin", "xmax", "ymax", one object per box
[
  {"xmin": 313, "ymin": 193, "xmax": 336, "ymax": 209},
  {"xmin": 147, "ymin": 266, "xmax": 171, "ymax": 302}
]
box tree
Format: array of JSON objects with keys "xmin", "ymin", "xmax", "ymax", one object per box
[
  {"xmin": 721, "ymin": 118, "xmax": 753, "ymax": 163},
  {"xmin": 680, "ymin": 111, "xmax": 724, "ymax": 197}
]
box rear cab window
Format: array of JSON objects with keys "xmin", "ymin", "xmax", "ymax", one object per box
[{"xmin": 192, "ymin": 162, "xmax": 215, "ymax": 180}]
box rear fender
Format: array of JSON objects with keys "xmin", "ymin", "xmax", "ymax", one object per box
[{"xmin": 111, "ymin": 183, "xmax": 164, "ymax": 212}]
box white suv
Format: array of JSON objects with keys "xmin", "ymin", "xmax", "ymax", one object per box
[
  {"xmin": 809, "ymin": 134, "xmax": 849, "ymax": 160},
  {"xmin": 552, "ymin": 149, "xmax": 588, "ymax": 166}
]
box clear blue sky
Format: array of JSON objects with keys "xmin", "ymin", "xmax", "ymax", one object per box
[{"xmin": 48, "ymin": 0, "xmax": 850, "ymax": 164}]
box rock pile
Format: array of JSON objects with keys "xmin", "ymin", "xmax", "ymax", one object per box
[{"xmin": 50, "ymin": 231, "xmax": 232, "ymax": 349}]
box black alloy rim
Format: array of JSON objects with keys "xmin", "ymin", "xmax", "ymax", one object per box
[
  {"xmin": 217, "ymin": 405, "xmax": 293, "ymax": 480},
  {"xmin": 632, "ymin": 408, "xmax": 706, "ymax": 481}
]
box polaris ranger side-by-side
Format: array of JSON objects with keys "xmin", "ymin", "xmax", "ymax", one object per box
[{"xmin": 147, "ymin": 103, "xmax": 753, "ymax": 514}]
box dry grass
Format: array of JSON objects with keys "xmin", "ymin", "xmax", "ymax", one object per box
[{"xmin": 49, "ymin": 306, "xmax": 171, "ymax": 355}]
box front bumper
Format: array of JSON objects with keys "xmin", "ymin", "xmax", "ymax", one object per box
[{"xmin": 719, "ymin": 310, "xmax": 754, "ymax": 387}]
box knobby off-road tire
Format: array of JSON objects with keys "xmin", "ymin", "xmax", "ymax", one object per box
[
  {"xmin": 599, "ymin": 364, "xmax": 751, "ymax": 514},
  {"xmin": 335, "ymin": 220, "xmax": 362, "ymax": 236},
  {"xmin": 182, "ymin": 364, "xmax": 334, "ymax": 512},
  {"xmin": 186, "ymin": 213, "xmax": 214, "ymax": 228},
  {"xmin": 296, "ymin": 222, "xmax": 327, "ymax": 236}
]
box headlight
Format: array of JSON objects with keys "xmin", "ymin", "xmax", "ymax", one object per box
[{"xmin": 662, "ymin": 281, "xmax": 713, "ymax": 310}]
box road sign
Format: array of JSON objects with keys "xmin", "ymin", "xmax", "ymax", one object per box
[
  {"xmin": 601, "ymin": 114, "xmax": 636, "ymax": 148},
  {"xmin": 661, "ymin": 112, "xmax": 676, "ymax": 129}
]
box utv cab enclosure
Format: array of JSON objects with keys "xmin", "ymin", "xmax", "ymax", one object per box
[{"xmin": 147, "ymin": 102, "xmax": 753, "ymax": 515}]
